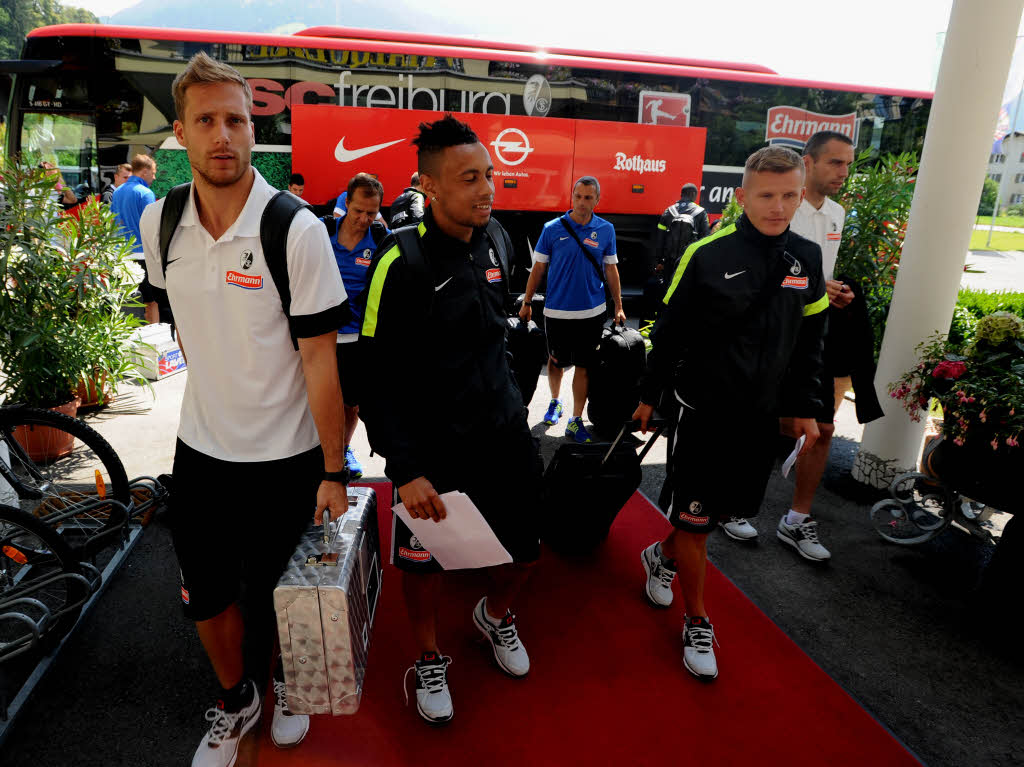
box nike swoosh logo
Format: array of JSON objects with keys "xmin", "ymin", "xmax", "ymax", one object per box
[
  {"xmin": 166, "ymin": 258, "xmax": 181, "ymax": 265},
  {"xmin": 559, "ymin": 236, "xmax": 569, "ymax": 240},
  {"xmin": 724, "ymin": 271, "xmax": 746, "ymax": 279},
  {"xmin": 334, "ymin": 136, "xmax": 405, "ymax": 163},
  {"xmin": 434, "ymin": 276, "xmax": 454, "ymax": 293}
]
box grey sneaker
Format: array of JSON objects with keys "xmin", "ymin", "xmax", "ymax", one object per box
[
  {"xmin": 641, "ymin": 542, "xmax": 676, "ymax": 607},
  {"xmin": 473, "ymin": 597, "xmax": 530, "ymax": 677},
  {"xmin": 404, "ymin": 652, "xmax": 454, "ymax": 725},
  {"xmin": 720, "ymin": 516, "xmax": 758, "ymax": 541},
  {"xmin": 682, "ymin": 616, "xmax": 719, "ymax": 681},
  {"xmin": 777, "ymin": 517, "xmax": 831, "ymax": 561},
  {"xmin": 271, "ymin": 679, "xmax": 310, "ymax": 748}
]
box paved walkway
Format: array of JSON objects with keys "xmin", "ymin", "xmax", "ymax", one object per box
[{"xmin": 962, "ymin": 249, "xmax": 1024, "ymax": 292}]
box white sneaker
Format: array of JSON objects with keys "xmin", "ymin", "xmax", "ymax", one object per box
[
  {"xmin": 641, "ymin": 542, "xmax": 676, "ymax": 607},
  {"xmin": 720, "ymin": 516, "xmax": 758, "ymax": 541},
  {"xmin": 682, "ymin": 616, "xmax": 719, "ymax": 681},
  {"xmin": 192, "ymin": 681, "xmax": 261, "ymax": 767},
  {"xmin": 404, "ymin": 652, "xmax": 453, "ymax": 725},
  {"xmin": 472, "ymin": 597, "xmax": 530, "ymax": 677},
  {"xmin": 271, "ymin": 679, "xmax": 310, "ymax": 748},
  {"xmin": 777, "ymin": 517, "xmax": 831, "ymax": 561}
]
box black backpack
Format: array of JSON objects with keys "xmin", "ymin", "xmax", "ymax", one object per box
[
  {"xmin": 159, "ymin": 184, "xmax": 316, "ymax": 350},
  {"xmin": 662, "ymin": 201, "xmax": 704, "ymax": 268}
]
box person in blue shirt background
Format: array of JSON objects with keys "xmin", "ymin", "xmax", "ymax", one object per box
[
  {"xmin": 334, "ymin": 184, "xmax": 387, "ymax": 223},
  {"xmin": 328, "ymin": 172, "xmax": 389, "ymax": 478},
  {"xmin": 519, "ymin": 176, "xmax": 626, "ymax": 443},
  {"xmin": 111, "ymin": 154, "xmax": 159, "ymax": 323}
]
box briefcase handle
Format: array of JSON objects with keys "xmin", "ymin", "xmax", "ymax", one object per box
[{"xmin": 602, "ymin": 416, "xmax": 667, "ymax": 466}]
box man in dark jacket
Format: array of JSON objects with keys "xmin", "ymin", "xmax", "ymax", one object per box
[
  {"xmin": 100, "ymin": 163, "xmax": 131, "ymax": 204},
  {"xmin": 644, "ymin": 183, "xmax": 710, "ymax": 322},
  {"xmin": 360, "ymin": 115, "xmax": 540, "ymax": 726},
  {"xmin": 633, "ymin": 146, "xmax": 827, "ymax": 683},
  {"xmin": 388, "ymin": 171, "xmax": 427, "ymax": 228}
]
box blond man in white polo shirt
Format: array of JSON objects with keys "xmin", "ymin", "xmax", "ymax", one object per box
[
  {"xmin": 721, "ymin": 130, "xmax": 855, "ymax": 561},
  {"xmin": 141, "ymin": 52, "xmax": 349, "ymax": 767}
]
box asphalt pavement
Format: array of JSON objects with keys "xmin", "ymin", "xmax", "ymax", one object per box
[{"xmin": 2, "ymin": 355, "xmax": 1023, "ymax": 767}]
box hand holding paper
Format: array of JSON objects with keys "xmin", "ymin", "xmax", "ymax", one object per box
[
  {"xmin": 393, "ymin": 491, "xmax": 512, "ymax": 570},
  {"xmin": 781, "ymin": 435, "xmax": 806, "ymax": 479}
]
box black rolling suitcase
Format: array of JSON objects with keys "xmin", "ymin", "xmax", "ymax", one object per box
[
  {"xmin": 541, "ymin": 420, "xmax": 664, "ymax": 553},
  {"xmin": 506, "ymin": 316, "xmax": 548, "ymax": 407},
  {"xmin": 587, "ymin": 324, "xmax": 647, "ymax": 437}
]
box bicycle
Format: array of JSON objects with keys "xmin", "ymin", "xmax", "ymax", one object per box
[{"xmin": 0, "ymin": 403, "xmax": 167, "ymax": 657}]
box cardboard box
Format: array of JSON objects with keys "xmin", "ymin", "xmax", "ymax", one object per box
[{"xmin": 131, "ymin": 323, "xmax": 186, "ymax": 380}]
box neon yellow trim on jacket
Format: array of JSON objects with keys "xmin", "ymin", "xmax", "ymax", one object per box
[
  {"xmin": 657, "ymin": 223, "xmax": 668, "ymax": 231},
  {"xmin": 803, "ymin": 293, "xmax": 828, "ymax": 317},
  {"xmin": 663, "ymin": 223, "xmax": 736, "ymax": 305},
  {"xmin": 361, "ymin": 245, "xmax": 401, "ymax": 338}
]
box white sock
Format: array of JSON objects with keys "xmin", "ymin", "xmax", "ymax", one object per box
[{"xmin": 786, "ymin": 510, "xmax": 810, "ymax": 525}]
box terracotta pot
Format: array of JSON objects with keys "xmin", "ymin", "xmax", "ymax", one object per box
[
  {"xmin": 12, "ymin": 397, "xmax": 82, "ymax": 462},
  {"xmin": 76, "ymin": 371, "xmax": 113, "ymax": 408}
]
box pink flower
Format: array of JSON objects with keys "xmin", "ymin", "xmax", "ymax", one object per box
[
  {"xmin": 933, "ymin": 361, "xmax": 967, "ymax": 380},
  {"xmin": 954, "ymin": 436, "xmax": 965, "ymax": 446},
  {"xmin": 980, "ymin": 410, "xmax": 987, "ymax": 423},
  {"xmin": 1006, "ymin": 437, "xmax": 1019, "ymax": 447},
  {"xmin": 991, "ymin": 437, "xmax": 999, "ymax": 451}
]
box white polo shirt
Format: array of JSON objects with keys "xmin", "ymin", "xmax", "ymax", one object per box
[
  {"xmin": 790, "ymin": 196, "xmax": 845, "ymax": 282},
  {"xmin": 141, "ymin": 168, "xmax": 347, "ymax": 462}
]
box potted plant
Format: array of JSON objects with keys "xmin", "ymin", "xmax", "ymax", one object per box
[
  {"xmin": 889, "ymin": 311, "xmax": 1024, "ymax": 509},
  {"xmin": 0, "ymin": 159, "xmax": 146, "ymax": 457}
]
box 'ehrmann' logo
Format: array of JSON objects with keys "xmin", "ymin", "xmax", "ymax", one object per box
[
  {"xmin": 614, "ymin": 152, "xmax": 666, "ymax": 175},
  {"xmin": 765, "ymin": 106, "xmax": 858, "ymax": 148}
]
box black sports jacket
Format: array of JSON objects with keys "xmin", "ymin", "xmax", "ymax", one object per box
[
  {"xmin": 655, "ymin": 199, "xmax": 711, "ymax": 269},
  {"xmin": 359, "ymin": 208, "xmax": 522, "ymax": 486},
  {"xmin": 639, "ymin": 213, "xmax": 828, "ymax": 417}
]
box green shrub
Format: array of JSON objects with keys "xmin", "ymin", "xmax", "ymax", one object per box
[
  {"xmin": 956, "ymin": 288, "xmax": 1024, "ymax": 320},
  {"xmin": 948, "ymin": 304, "xmax": 978, "ymax": 346}
]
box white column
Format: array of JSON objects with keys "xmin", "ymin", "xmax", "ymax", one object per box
[{"xmin": 854, "ymin": 0, "xmax": 1024, "ymax": 488}]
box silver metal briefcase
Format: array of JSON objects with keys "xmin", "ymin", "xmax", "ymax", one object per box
[{"xmin": 273, "ymin": 485, "xmax": 382, "ymax": 715}]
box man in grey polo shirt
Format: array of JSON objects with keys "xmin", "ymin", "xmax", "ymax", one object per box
[{"xmin": 141, "ymin": 52, "xmax": 349, "ymax": 766}]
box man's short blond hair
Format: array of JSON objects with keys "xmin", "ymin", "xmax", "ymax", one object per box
[
  {"xmin": 116, "ymin": 162, "xmax": 132, "ymax": 174},
  {"xmin": 742, "ymin": 146, "xmax": 805, "ymax": 186},
  {"xmin": 130, "ymin": 154, "xmax": 155, "ymax": 173},
  {"xmin": 172, "ymin": 51, "xmax": 253, "ymax": 121}
]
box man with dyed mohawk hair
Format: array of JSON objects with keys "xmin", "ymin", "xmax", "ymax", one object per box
[{"xmin": 359, "ymin": 114, "xmax": 542, "ymax": 726}]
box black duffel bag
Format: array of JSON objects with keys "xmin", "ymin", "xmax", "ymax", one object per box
[
  {"xmin": 587, "ymin": 324, "xmax": 647, "ymax": 437},
  {"xmin": 505, "ymin": 316, "xmax": 548, "ymax": 408}
]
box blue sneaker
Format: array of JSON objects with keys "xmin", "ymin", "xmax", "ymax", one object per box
[
  {"xmin": 542, "ymin": 398, "xmax": 564, "ymax": 426},
  {"xmin": 345, "ymin": 445, "xmax": 364, "ymax": 480},
  {"xmin": 565, "ymin": 417, "xmax": 593, "ymax": 443}
]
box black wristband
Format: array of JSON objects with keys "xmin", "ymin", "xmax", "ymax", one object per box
[
  {"xmin": 323, "ymin": 469, "xmax": 351, "ymax": 485},
  {"xmin": 523, "ymin": 300, "xmax": 532, "ymax": 306}
]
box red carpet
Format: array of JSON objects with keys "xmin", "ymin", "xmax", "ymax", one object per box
[{"xmin": 256, "ymin": 483, "xmax": 920, "ymax": 767}]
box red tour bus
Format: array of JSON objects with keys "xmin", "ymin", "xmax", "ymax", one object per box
[{"xmin": 4, "ymin": 24, "xmax": 932, "ymax": 291}]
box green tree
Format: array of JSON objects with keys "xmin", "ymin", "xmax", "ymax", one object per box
[
  {"xmin": 0, "ymin": 0, "xmax": 97, "ymax": 59},
  {"xmin": 978, "ymin": 176, "xmax": 999, "ymax": 216}
]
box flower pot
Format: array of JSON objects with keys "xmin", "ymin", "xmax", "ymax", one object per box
[
  {"xmin": 76, "ymin": 371, "xmax": 114, "ymax": 409},
  {"xmin": 12, "ymin": 397, "xmax": 82, "ymax": 462}
]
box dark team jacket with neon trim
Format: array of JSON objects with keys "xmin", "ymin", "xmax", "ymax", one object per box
[
  {"xmin": 358, "ymin": 208, "xmax": 522, "ymax": 486},
  {"xmin": 640, "ymin": 213, "xmax": 828, "ymax": 417}
]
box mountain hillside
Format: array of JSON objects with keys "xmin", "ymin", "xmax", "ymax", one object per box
[{"xmin": 109, "ymin": 0, "xmax": 475, "ymax": 37}]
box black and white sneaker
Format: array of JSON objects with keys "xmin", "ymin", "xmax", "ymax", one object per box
[
  {"xmin": 191, "ymin": 680, "xmax": 261, "ymax": 767},
  {"xmin": 777, "ymin": 517, "xmax": 831, "ymax": 561},
  {"xmin": 271, "ymin": 679, "xmax": 309, "ymax": 748},
  {"xmin": 472, "ymin": 597, "xmax": 530, "ymax": 677},
  {"xmin": 404, "ymin": 652, "xmax": 454, "ymax": 725},
  {"xmin": 682, "ymin": 616, "xmax": 719, "ymax": 682},
  {"xmin": 641, "ymin": 541, "xmax": 676, "ymax": 607}
]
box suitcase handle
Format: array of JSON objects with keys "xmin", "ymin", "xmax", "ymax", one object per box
[{"xmin": 602, "ymin": 417, "xmax": 667, "ymax": 466}]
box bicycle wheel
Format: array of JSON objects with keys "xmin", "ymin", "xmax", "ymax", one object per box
[
  {"xmin": 0, "ymin": 407, "xmax": 130, "ymax": 550},
  {"xmin": 0, "ymin": 504, "xmax": 89, "ymax": 656},
  {"xmin": 869, "ymin": 498, "xmax": 949, "ymax": 546}
]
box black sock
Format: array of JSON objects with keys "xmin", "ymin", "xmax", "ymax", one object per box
[{"xmin": 220, "ymin": 679, "xmax": 253, "ymax": 713}]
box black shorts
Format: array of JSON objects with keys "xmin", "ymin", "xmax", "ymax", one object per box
[
  {"xmin": 390, "ymin": 422, "xmax": 543, "ymax": 573},
  {"xmin": 136, "ymin": 258, "xmax": 158, "ymax": 304},
  {"xmin": 168, "ymin": 439, "xmax": 323, "ymax": 621},
  {"xmin": 335, "ymin": 341, "xmax": 362, "ymax": 407},
  {"xmin": 667, "ymin": 404, "xmax": 777, "ymax": 534},
  {"xmin": 545, "ymin": 315, "xmax": 604, "ymax": 369}
]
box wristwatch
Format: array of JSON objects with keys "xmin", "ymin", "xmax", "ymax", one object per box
[
  {"xmin": 523, "ymin": 300, "xmax": 532, "ymax": 306},
  {"xmin": 323, "ymin": 468, "xmax": 351, "ymax": 484}
]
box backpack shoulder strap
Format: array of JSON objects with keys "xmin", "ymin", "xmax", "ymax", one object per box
[
  {"xmin": 485, "ymin": 219, "xmax": 511, "ymax": 283},
  {"xmin": 260, "ymin": 190, "xmax": 313, "ymax": 351},
  {"xmin": 159, "ymin": 183, "xmax": 193, "ymax": 277}
]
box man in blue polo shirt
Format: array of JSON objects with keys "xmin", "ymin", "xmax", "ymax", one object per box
[
  {"xmin": 327, "ymin": 172, "xmax": 389, "ymax": 478},
  {"xmin": 111, "ymin": 154, "xmax": 158, "ymax": 323},
  {"xmin": 519, "ymin": 176, "xmax": 625, "ymax": 443}
]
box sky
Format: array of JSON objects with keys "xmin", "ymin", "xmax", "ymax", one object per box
[{"xmin": 62, "ymin": 0, "xmax": 965, "ymax": 93}]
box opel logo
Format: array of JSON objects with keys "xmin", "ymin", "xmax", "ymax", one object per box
[{"xmin": 490, "ymin": 128, "xmax": 534, "ymax": 166}]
